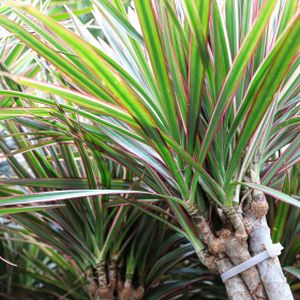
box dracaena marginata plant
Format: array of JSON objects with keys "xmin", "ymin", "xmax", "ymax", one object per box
[
  {"xmin": 0, "ymin": 0, "xmax": 299, "ymax": 299},
  {"xmin": 0, "ymin": 118, "xmax": 225, "ymax": 299},
  {"xmin": 0, "ymin": 104, "xmax": 224, "ymax": 299},
  {"xmin": 2, "ymin": 204, "xmax": 222, "ymax": 300},
  {"xmin": 0, "ymin": 125, "xmax": 225, "ymax": 300}
]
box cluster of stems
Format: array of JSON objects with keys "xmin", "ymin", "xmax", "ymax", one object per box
[
  {"xmin": 86, "ymin": 261, "xmax": 144, "ymax": 300},
  {"xmin": 187, "ymin": 184, "xmax": 292, "ymax": 300}
]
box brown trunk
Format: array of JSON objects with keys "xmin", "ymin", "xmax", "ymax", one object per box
[
  {"xmin": 86, "ymin": 263, "xmax": 144, "ymax": 300},
  {"xmin": 190, "ymin": 204, "xmax": 267, "ymax": 299},
  {"xmin": 215, "ymin": 257, "xmax": 253, "ymax": 300},
  {"xmin": 244, "ymin": 170, "xmax": 294, "ymax": 300},
  {"xmin": 220, "ymin": 229, "xmax": 266, "ymax": 299},
  {"xmin": 245, "ymin": 199, "xmax": 293, "ymax": 300}
]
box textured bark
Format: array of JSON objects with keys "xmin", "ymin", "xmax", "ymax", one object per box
[
  {"xmin": 246, "ymin": 207, "xmax": 294, "ymax": 300},
  {"xmin": 133, "ymin": 287, "xmax": 145, "ymax": 300},
  {"xmin": 108, "ymin": 259, "xmax": 118, "ymax": 291},
  {"xmin": 97, "ymin": 288, "xmax": 114, "ymax": 300},
  {"xmin": 187, "ymin": 204, "xmax": 226, "ymax": 254},
  {"xmin": 222, "ymin": 206, "xmax": 266, "ymax": 298},
  {"xmin": 222, "ymin": 231, "xmax": 266, "ymax": 299},
  {"xmin": 189, "ymin": 199, "xmax": 293, "ymax": 300},
  {"xmin": 96, "ymin": 262, "xmax": 114, "ymax": 299},
  {"xmin": 192, "ymin": 207, "xmax": 258, "ymax": 300},
  {"xmin": 223, "ymin": 206, "xmax": 248, "ymax": 241},
  {"xmin": 120, "ymin": 279, "xmax": 133, "ymax": 300},
  {"xmin": 118, "ymin": 279, "xmax": 145, "ymax": 300},
  {"xmin": 197, "ymin": 249, "xmax": 217, "ymax": 271},
  {"xmin": 215, "ymin": 257, "xmax": 253, "ymax": 300},
  {"xmin": 86, "ymin": 263, "xmax": 144, "ymax": 300},
  {"xmin": 245, "ymin": 169, "xmax": 294, "ymax": 300}
]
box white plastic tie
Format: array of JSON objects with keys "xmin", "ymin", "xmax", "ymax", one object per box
[
  {"xmin": 266, "ymin": 242, "xmax": 283, "ymax": 257},
  {"xmin": 221, "ymin": 243, "xmax": 283, "ymax": 282}
]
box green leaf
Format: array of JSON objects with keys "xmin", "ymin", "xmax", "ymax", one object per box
[
  {"xmin": 276, "ymin": 0, "xmax": 298, "ymax": 37},
  {"xmin": 0, "ymin": 107, "xmax": 54, "ymax": 119},
  {"xmin": 0, "ymin": 75, "xmax": 136, "ymax": 126},
  {"xmin": 239, "ymin": 182, "xmax": 300, "ymax": 208},
  {"xmin": 0, "ymin": 178, "xmax": 89, "ymax": 189},
  {"xmin": 0, "ymin": 14, "xmax": 108, "ymax": 99},
  {"xmin": 198, "ymin": 0, "xmax": 277, "ymax": 166},
  {"xmin": 0, "ymin": 205, "xmax": 64, "ymax": 215},
  {"xmin": 283, "ymin": 266, "xmax": 300, "ymax": 280},
  {"xmin": 134, "ymin": 0, "xmax": 180, "ymax": 142},
  {"xmin": 225, "ymin": 11, "xmax": 300, "ymax": 187},
  {"xmin": 0, "ymin": 190, "xmax": 147, "ymax": 207},
  {"xmin": 94, "ymin": 0, "xmax": 143, "ymax": 44}
]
